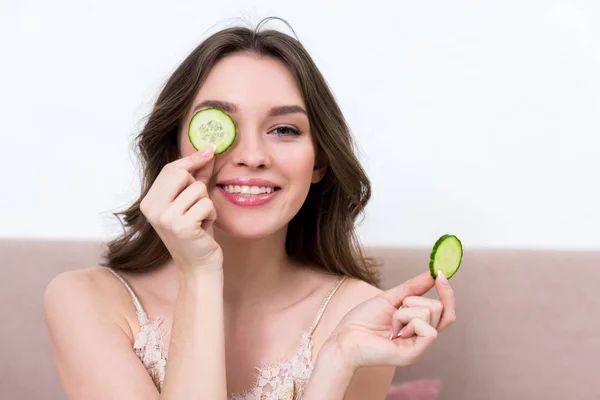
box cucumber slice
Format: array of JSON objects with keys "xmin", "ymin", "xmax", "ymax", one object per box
[
  {"xmin": 188, "ymin": 108, "xmax": 236, "ymax": 155},
  {"xmin": 429, "ymin": 234, "xmax": 463, "ymax": 280}
]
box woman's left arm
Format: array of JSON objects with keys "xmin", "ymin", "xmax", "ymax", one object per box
[{"xmin": 302, "ymin": 270, "xmax": 456, "ymax": 400}]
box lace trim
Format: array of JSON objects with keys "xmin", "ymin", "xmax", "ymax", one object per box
[
  {"xmin": 109, "ymin": 268, "xmax": 345, "ymax": 399},
  {"xmin": 133, "ymin": 314, "xmax": 168, "ymax": 392},
  {"xmin": 133, "ymin": 320, "xmax": 313, "ymax": 399},
  {"xmin": 228, "ymin": 331, "xmax": 314, "ymax": 400}
]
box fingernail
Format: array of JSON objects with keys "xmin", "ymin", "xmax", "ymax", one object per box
[
  {"xmin": 437, "ymin": 270, "xmax": 448, "ymax": 285},
  {"xmin": 389, "ymin": 329, "xmax": 394, "ymax": 340},
  {"xmin": 397, "ymin": 327, "xmax": 405, "ymax": 337},
  {"xmin": 200, "ymin": 146, "xmax": 214, "ymax": 157}
]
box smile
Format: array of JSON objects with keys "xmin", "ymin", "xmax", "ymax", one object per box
[
  {"xmin": 220, "ymin": 185, "xmax": 276, "ymax": 195},
  {"xmin": 216, "ymin": 179, "xmax": 281, "ymax": 207}
]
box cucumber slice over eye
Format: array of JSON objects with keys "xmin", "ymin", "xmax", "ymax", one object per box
[
  {"xmin": 188, "ymin": 108, "xmax": 236, "ymax": 155},
  {"xmin": 429, "ymin": 234, "xmax": 463, "ymax": 280}
]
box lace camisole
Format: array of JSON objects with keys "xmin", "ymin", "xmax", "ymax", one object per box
[{"xmin": 108, "ymin": 269, "xmax": 346, "ymax": 400}]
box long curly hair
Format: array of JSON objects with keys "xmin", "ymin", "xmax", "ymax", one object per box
[{"xmin": 102, "ymin": 18, "xmax": 380, "ymax": 286}]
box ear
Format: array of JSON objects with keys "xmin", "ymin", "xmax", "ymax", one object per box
[
  {"xmin": 311, "ymin": 151, "xmax": 328, "ymax": 184},
  {"xmin": 311, "ymin": 167, "xmax": 326, "ymax": 183}
]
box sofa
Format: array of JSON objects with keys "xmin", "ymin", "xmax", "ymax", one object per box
[{"xmin": 1, "ymin": 239, "xmax": 598, "ymax": 399}]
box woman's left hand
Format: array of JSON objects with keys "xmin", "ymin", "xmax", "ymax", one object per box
[{"xmin": 325, "ymin": 270, "xmax": 456, "ymax": 371}]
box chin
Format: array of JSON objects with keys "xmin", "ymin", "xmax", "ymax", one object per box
[{"xmin": 214, "ymin": 214, "xmax": 288, "ymax": 240}]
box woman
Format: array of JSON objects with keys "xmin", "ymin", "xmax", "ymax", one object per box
[{"xmin": 44, "ymin": 18, "xmax": 456, "ymax": 400}]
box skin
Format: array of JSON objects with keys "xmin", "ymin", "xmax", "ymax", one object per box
[{"xmin": 44, "ymin": 52, "xmax": 456, "ymax": 400}]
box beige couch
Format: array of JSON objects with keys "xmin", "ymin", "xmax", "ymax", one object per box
[{"xmin": 1, "ymin": 239, "xmax": 598, "ymax": 399}]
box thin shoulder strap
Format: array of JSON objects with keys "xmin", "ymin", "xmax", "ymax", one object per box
[
  {"xmin": 308, "ymin": 276, "xmax": 347, "ymax": 337},
  {"xmin": 107, "ymin": 268, "xmax": 149, "ymax": 325}
]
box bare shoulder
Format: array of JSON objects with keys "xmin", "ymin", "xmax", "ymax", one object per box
[
  {"xmin": 45, "ymin": 267, "xmax": 130, "ymax": 308},
  {"xmin": 44, "ymin": 268, "xmax": 163, "ymax": 398},
  {"xmin": 341, "ymin": 277, "xmax": 383, "ymax": 298},
  {"xmin": 45, "ymin": 267, "xmax": 114, "ymax": 295},
  {"xmin": 44, "ymin": 267, "xmax": 137, "ymax": 339},
  {"xmin": 310, "ymin": 276, "xmax": 382, "ymax": 355},
  {"xmin": 331, "ymin": 277, "xmax": 382, "ymax": 319}
]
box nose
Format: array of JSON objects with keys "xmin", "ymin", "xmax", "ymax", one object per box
[{"xmin": 229, "ymin": 127, "xmax": 270, "ymax": 169}]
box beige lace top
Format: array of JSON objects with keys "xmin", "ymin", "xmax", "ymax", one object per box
[{"xmin": 108, "ymin": 269, "xmax": 346, "ymax": 400}]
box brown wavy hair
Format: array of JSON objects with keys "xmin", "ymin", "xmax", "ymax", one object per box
[{"xmin": 102, "ymin": 17, "xmax": 380, "ymax": 286}]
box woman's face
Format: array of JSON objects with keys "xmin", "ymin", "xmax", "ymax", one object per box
[{"xmin": 178, "ymin": 52, "xmax": 324, "ymax": 239}]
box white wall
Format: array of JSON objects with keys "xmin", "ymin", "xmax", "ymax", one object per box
[{"xmin": 1, "ymin": 0, "xmax": 599, "ymax": 249}]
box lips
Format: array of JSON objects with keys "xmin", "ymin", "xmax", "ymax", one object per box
[
  {"xmin": 216, "ymin": 178, "xmax": 281, "ymax": 207},
  {"xmin": 217, "ymin": 177, "xmax": 280, "ymax": 188}
]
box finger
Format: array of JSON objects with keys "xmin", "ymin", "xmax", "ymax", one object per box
[
  {"xmin": 402, "ymin": 296, "xmax": 443, "ymax": 329},
  {"xmin": 148, "ymin": 149, "xmax": 214, "ymax": 213},
  {"xmin": 193, "ymin": 154, "xmax": 216, "ymax": 187},
  {"xmin": 169, "ymin": 181, "xmax": 208, "ymax": 216},
  {"xmin": 142, "ymin": 169, "xmax": 195, "ymax": 220},
  {"xmin": 169, "ymin": 146, "xmax": 215, "ymax": 173},
  {"xmin": 434, "ymin": 270, "xmax": 456, "ymax": 331},
  {"xmin": 391, "ymin": 307, "xmax": 432, "ymax": 339},
  {"xmin": 398, "ymin": 318, "xmax": 438, "ymax": 365},
  {"xmin": 185, "ymin": 197, "xmax": 217, "ymax": 231},
  {"xmin": 397, "ymin": 316, "xmax": 438, "ymax": 341},
  {"xmin": 380, "ymin": 271, "xmax": 435, "ymax": 308}
]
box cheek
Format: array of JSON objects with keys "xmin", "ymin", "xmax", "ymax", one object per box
[{"xmin": 275, "ymin": 145, "xmax": 315, "ymax": 183}]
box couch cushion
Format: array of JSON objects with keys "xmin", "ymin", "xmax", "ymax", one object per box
[
  {"xmin": 386, "ymin": 379, "xmax": 440, "ymax": 400},
  {"xmin": 375, "ymin": 247, "xmax": 600, "ymax": 400},
  {"xmin": 0, "ymin": 239, "xmax": 104, "ymax": 399},
  {"xmin": 1, "ymin": 239, "xmax": 599, "ymax": 399}
]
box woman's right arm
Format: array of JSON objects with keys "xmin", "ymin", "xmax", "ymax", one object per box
[
  {"xmin": 45, "ymin": 147, "xmax": 228, "ymax": 399},
  {"xmin": 44, "ymin": 267, "xmax": 226, "ymax": 400},
  {"xmin": 44, "ymin": 270, "xmax": 162, "ymax": 399}
]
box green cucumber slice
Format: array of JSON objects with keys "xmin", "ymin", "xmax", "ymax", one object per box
[
  {"xmin": 429, "ymin": 234, "xmax": 463, "ymax": 280},
  {"xmin": 188, "ymin": 108, "xmax": 236, "ymax": 155}
]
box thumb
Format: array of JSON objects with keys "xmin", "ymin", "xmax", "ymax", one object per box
[{"xmin": 194, "ymin": 146, "xmax": 216, "ymax": 186}]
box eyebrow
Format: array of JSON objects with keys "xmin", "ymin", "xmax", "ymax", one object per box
[
  {"xmin": 191, "ymin": 100, "xmax": 307, "ymax": 117},
  {"xmin": 268, "ymin": 105, "xmax": 307, "ymax": 117},
  {"xmin": 191, "ymin": 100, "xmax": 237, "ymax": 114}
]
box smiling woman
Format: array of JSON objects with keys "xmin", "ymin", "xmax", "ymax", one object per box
[
  {"xmin": 43, "ymin": 16, "xmax": 456, "ymax": 400},
  {"xmin": 182, "ymin": 52, "xmax": 324, "ymax": 242}
]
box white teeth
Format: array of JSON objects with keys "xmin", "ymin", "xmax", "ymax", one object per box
[{"xmin": 223, "ymin": 185, "xmax": 275, "ymax": 195}]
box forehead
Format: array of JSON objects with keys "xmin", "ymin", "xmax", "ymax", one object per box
[{"xmin": 192, "ymin": 52, "xmax": 306, "ymax": 111}]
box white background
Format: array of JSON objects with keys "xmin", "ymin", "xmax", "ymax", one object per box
[{"xmin": 1, "ymin": 0, "xmax": 599, "ymax": 249}]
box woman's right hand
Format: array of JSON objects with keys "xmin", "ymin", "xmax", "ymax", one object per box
[{"xmin": 140, "ymin": 146, "xmax": 222, "ymax": 273}]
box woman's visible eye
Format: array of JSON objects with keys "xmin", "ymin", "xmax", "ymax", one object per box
[{"xmin": 270, "ymin": 126, "xmax": 301, "ymax": 136}]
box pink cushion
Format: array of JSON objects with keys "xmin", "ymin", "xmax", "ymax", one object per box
[{"xmin": 385, "ymin": 379, "xmax": 441, "ymax": 400}]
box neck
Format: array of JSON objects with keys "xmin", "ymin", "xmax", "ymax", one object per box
[{"xmin": 214, "ymin": 226, "xmax": 299, "ymax": 310}]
